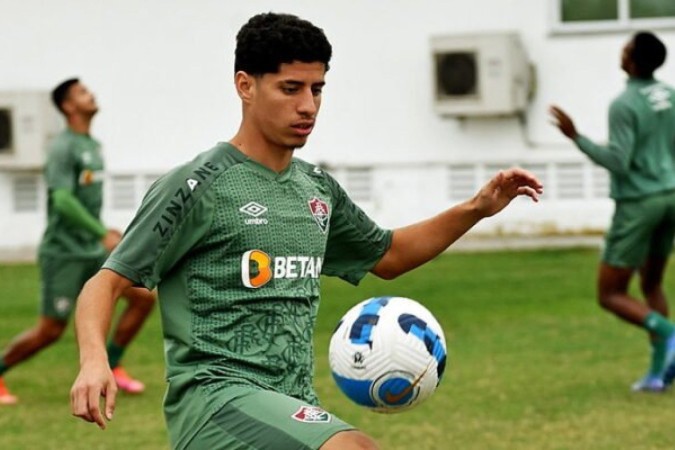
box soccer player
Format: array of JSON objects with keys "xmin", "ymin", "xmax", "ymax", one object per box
[
  {"xmin": 0, "ymin": 78, "xmax": 155, "ymax": 405},
  {"xmin": 550, "ymin": 31, "xmax": 675, "ymax": 392},
  {"xmin": 70, "ymin": 13, "xmax": 542, "ymax": 450}
]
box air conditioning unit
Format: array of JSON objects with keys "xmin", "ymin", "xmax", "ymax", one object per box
[
  {"xmin": 431, "ymin": 32, "xmax": 534, "ymax": 117},
  {"xmin": 0, "ymin": 91, "xmax": 62, "ymax": 170}
]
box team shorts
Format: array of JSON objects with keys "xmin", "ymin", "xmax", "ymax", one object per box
[
  {"xmin": 603, "ymin": 189, "xmax": 675, "ymax": 268},
  {"xmin": 39, "ymin": 254, "xmax": 107, "ymax": 321},
  {"xmin": 184, "ymin": 387, "xmax": 355, "ymax": 450}
]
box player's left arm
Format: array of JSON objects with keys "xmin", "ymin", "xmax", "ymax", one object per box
[{"xmin": 371, "ymin": 168, "xmax": 542, "ymax": 280}]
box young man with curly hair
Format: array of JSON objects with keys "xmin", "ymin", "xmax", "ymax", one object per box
[{"xmin": 70, "ymin": 12, "xmax": 542, "ymax": 449}]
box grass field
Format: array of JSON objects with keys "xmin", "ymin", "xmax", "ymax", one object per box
[{"xmin": 1, "ymin": 248, "xmax": 675, "ymax": 450}]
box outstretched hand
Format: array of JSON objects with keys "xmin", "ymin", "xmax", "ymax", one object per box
[
  {"xmin": 472, "ymin": 167, "xmax": 543, "ymax": 218},
  {"xmin": 70, "ymin": 361, "xmax": 117, "ymax": 430},
  {"xmin": 549, "ymin": 105, "xmax": 578, "ymax": 140}
]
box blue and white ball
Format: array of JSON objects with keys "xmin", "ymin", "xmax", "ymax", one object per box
[{"xmin": 329, "ymin": 296, "xmax": 447, "ymax": 413}]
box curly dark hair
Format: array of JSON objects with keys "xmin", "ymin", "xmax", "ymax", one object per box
[
  {"xmin": 235, "ymin": 12, "xmax": 332, "ymax": 75},
  {"xmin": 631, "ymin": 31, "xmax": 667, "ymax": 78}
]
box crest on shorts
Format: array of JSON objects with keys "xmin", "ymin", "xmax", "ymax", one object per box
[
  {"xmin": 54, "ymin": 296, "xmax": 73, "ymax": 314},
  {"xmin": 291, "ymin": 406, "xmax": 332, "ymax": 423},
  {"xmin": 308, "ymin": 197, "xmax": 330, "ymax": 234}
]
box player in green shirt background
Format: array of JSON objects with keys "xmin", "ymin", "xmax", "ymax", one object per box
[
  {"xmin": 0, "ymin": 78, "xmax": 155, "ymax": 405},
  {"xmin": 550, "ymin": 31, "xmax": 675, "ymax": 392},
  {"xmin": 70, "ymin": 13, "xmax": 543, "ymax": 450}
]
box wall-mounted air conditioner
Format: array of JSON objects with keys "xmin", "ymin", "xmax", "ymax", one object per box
[
  {"xmin": 0, "ymin": 91, "xmax": 62, "ymax": 170},
  {"xmin": 431, "ymin": 32, "xmax": 534, "ymax": 117}
]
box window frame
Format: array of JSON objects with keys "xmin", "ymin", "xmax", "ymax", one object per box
[{"xmin": 550, "ymin": 0, "xmax": 675, "ymax": 35}]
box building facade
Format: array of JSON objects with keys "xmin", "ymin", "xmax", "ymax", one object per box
[{"xmin": 1, "ymin": 0, "xmax": 674, "ymax": 259}]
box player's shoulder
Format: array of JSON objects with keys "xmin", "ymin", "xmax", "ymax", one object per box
[
  {"xmin": 151, "ymin": 142, "xmax": 244, "ymax": 195},
  {"xmin": 614, "ymin": 79, "xmax": 675, "ymax": 110},
  {"xmin": 611, "ymin": 85, "xmax": 642, "ymax": 113},
  {"xmin": 139, "ymin": 143, "xmax": 243, "ymax": 213},
  {"xmin": 621, "ymin": 79, "xmax": 675, "ymax": 96},
  {"xmin": 656, "ymin": 80, "xmax": 675, "ymax": 97},
  {"xmin": 44, "ymin": 130, "xmax": 82, "ymax": 167},
  {"xmin": 292, "ymin": 158, "xmax": 350, "ymax": 203},
  {"xmin": 47, "ymin": 129, "xmax": 75, "ymax": 152},
  {"xmin": 292, "ymin": 157, "xmax": 338, "ymax": 185}
]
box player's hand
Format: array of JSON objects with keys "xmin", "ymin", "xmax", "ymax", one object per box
[
  {"xmin": 549, "ymin": 105, "xmax": 578, "ymax": 140},
  {"xmin": 471, "ymin": 167, "xmax": 543, "ymax": 218},
  {"xmin": 70, "ymin": 361, "xmax": 117, "ymax": 430},
  {"xmin": 101, "ymin": 229, "xmax": 122, "ymax": 252}
]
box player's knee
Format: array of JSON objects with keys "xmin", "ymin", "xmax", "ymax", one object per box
[
  {"xmin": 320, "ymin": 430, "xmax": 379, "ymax": 450},
  {"xmin": 37, "ymin": 320, "xmax": 67, "ymax": 344},
  {"xmin": 597, "ymin": 293, "xmax": 617, "ymax": 312}
]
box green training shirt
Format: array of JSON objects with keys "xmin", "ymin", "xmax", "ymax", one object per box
[
  {"xmin": 575, "ymin": 77, "xmax": 675, "ymax": 200},
  {"xmin": 104, "ymin": 143, "xmax": 392, "ymax": 449},
  {"xmin": 39, "ymin": 129, "xmax": 106, "ymax": 258}
]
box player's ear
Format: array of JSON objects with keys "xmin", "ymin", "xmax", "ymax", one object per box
[
  {"xmin": 60, "ymin": 98, "xmax": 76, "ymax": 116},
  {"xmin": 235, "ymin": 71, "xmax": 255, "ymax": 103}
]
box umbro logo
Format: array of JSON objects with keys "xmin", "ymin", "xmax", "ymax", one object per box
[
  {"xmin": 240, "ymin": 202, "xmax": 269, "ymax": 225},
  {"xmin": 240, "ymin": 202, "xmax": 268, "ymax": 217}
]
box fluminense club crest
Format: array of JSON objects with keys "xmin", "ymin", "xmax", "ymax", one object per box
[
  {"xmin": 308, "ymin": 197, "xmax": 330, "ymax": 234},
  {"xmin": 291, "ymin": 406, "xmax": 332, "ymax": 423}
]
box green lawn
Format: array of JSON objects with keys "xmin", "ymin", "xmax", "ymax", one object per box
[{"xmin": 1, "ymin": 248, "xmax": 674, "ymax": 450}]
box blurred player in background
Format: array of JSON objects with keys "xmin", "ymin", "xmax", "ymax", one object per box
[
  {"xmin": 0, "ymin": 78, "xmax": 155, "ymax": 405},
  {"xmin": 70, "ymin": 13, "xmax": 542, "ymax": 450},
  {"xmin": 550, "ymin": 31, "xmax": 675, "ymax": 392}
]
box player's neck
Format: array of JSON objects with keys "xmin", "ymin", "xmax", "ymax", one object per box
[
  {"xmin": 229, "ymin": 130, "xmax": 294, "ymax": 173},
  {"xmin": 67, "ymin": 115, "xmax": 93, "ymax": 135}
]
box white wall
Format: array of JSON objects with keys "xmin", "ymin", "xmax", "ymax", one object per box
[
  {"xmin": 2, "ymin": 0, "xmax": 675, "ymax": 257},
  {"xmin": 3, "ymin": 0, "xmax": 674, "ymax": 168}
]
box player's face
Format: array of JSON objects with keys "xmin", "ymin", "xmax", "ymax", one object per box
[
  {"xmin": 64, "ymin": 82, "xmax": 99, "ymax": 117},
  {"xmin": 249, "ymin": 61, "xmax": 326, "ymax": 150}
]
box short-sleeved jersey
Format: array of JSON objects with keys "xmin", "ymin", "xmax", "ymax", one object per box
[
  {"xmin": 39, "ymin": 129, "xmax": 106, "ymax": 258},
  {"xmin": 104, "ymin": 143, "xmax": 392, "ymax": 449},
  {"xmin": 575, "ymin": 78, "xmax": 675, "ymax": 200}
]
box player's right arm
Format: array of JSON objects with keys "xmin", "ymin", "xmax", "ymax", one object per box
[
  {"xmin": 71, "ymin": 152, "xmax": 221, "ymax": 429},
  {"xmin": 70, "ymin": 269, "xmax": 133, "ymax": 429},
  {"xmin": 549, "ymin": 103, "xmax": 635, "ymax": 175}
]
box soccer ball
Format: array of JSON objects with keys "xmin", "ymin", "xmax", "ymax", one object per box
[{"xmin": 329, "ymin": 296, "xmax": 447, "ymax": 413}]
